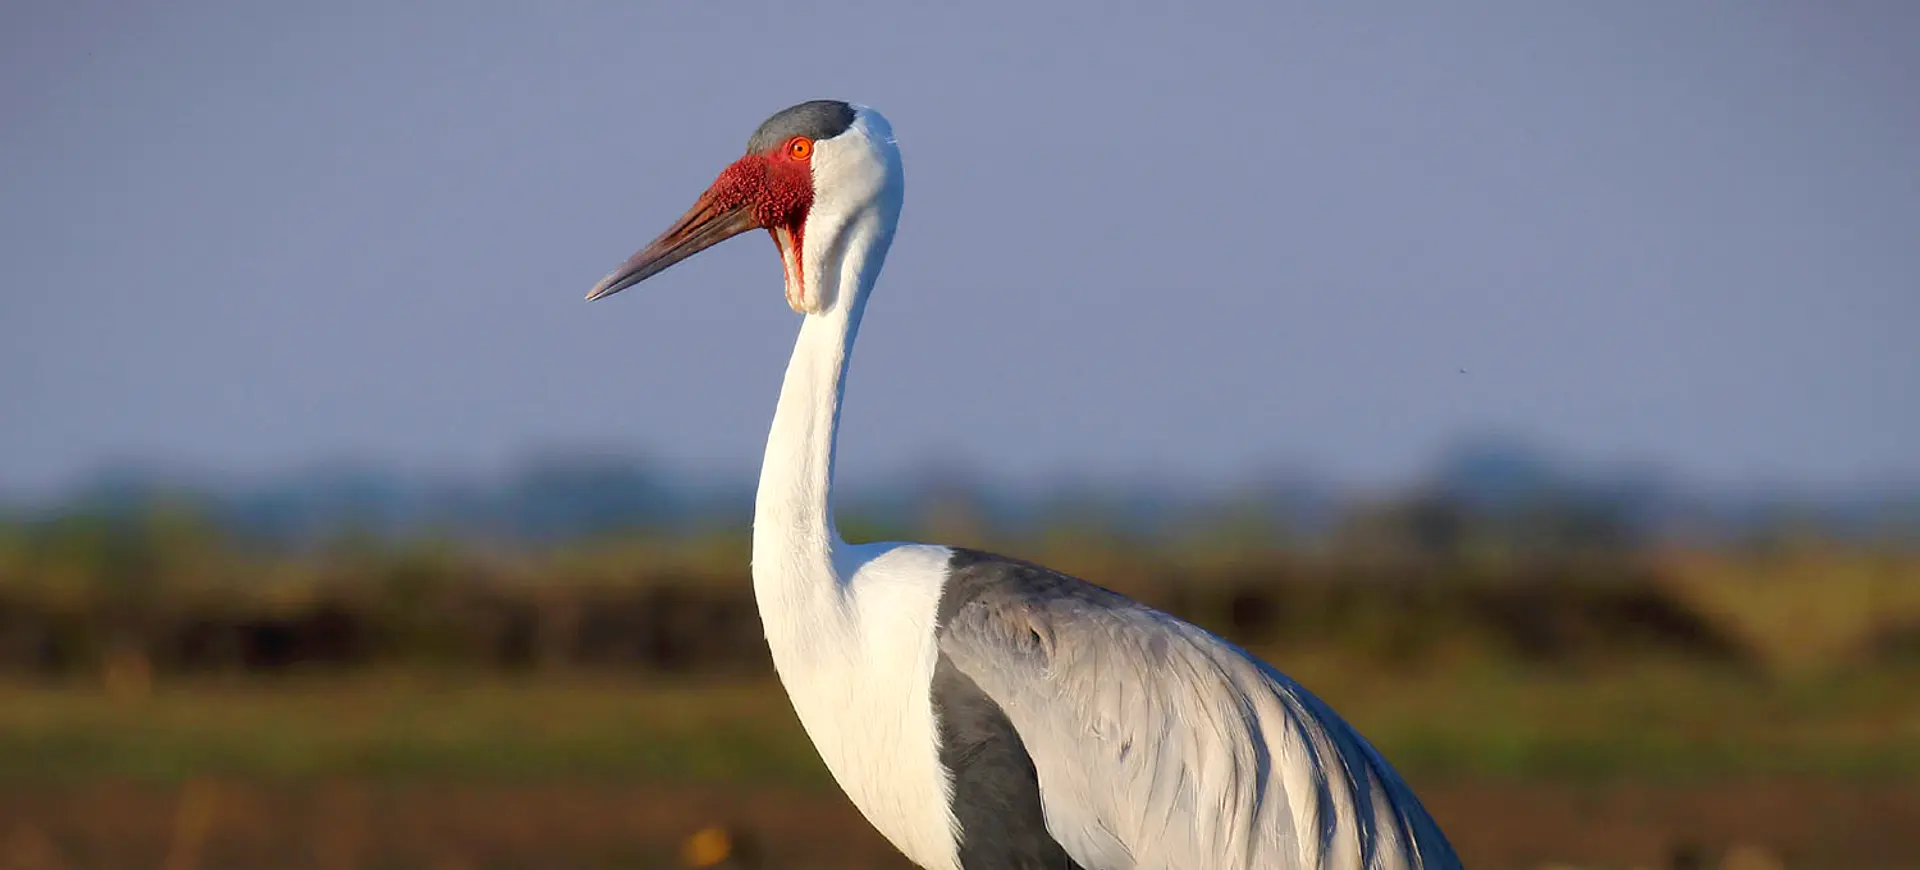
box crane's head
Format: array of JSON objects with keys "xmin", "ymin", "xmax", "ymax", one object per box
[{"xmin": 587, "ymin": 100, "xmax": 903, "ymax": 314}]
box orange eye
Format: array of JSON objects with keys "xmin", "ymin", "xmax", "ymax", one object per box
[{"xmin": 787, "ymin": 137, "xmax": 813, "ymax": 160}]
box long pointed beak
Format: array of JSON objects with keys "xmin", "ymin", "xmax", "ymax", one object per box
[{"xmin": 587, "ymin": 193, "xmax": 760, "ymax": 301}]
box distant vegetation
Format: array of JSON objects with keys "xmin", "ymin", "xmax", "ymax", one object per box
[
  {"xmin": 0, "ymin": 441, "xmax": 1913, "ymax": 684},
  {"xmin": 10, "ymin": 439, "xmax": 1915, "ymax": 546}
]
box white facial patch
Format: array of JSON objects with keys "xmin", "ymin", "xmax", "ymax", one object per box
[{"xmin": 793, "ymin": 107, "xmax": 904, "ymax": 317}]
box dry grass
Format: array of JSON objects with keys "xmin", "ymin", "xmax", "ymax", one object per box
[{"xmin": 1658, "ymin": 545, "xmax": 1920, "ymax": 677}]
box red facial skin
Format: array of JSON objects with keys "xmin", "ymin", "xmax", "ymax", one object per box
[{"xmin": 709, "ymin": 140, "xmax": 816, "ymax": 269}]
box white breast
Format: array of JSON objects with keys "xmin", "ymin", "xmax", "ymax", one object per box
[{"xmin": 755, "ymin": 541, "xmax": 960, "ymax": 870}]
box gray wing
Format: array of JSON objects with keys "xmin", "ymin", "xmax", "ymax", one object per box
[{"xmin": 934, "ymin": 549, "xmax": 1460, "ymax": 870}]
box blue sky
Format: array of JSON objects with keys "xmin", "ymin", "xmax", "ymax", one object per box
[{"xmin": 4, "ymin": 1, "xmax": 1916, "ymax": 498}]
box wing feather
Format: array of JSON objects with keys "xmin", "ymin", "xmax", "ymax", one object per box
[{"xmin": 936, "ymin": 550, "xmax": 1459, "ymax": 870}]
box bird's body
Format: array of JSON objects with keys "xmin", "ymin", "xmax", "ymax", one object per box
[{"xmin": 589, "ymin": 100, "xmax": 1460, "ymax": 870}]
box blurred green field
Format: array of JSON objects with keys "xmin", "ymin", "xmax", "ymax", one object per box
[{"xmin": 2, "ymin": 661, "xmax": 1917, "ymax": 787}]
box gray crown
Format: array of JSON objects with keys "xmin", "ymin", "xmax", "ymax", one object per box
[{"xmin": 746, "ymin": 100, "xmax": 857, "ymax": 154}]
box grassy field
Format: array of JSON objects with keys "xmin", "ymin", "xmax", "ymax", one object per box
[
  {"xmin": 0, "ymin": 664, "xmax": 1916, "ymax": 869},
  {"xmin": 2, "ymin": 663, "xmax": 1917, "ymax": 786}
]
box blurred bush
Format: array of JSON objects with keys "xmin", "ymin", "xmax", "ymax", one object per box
[{"xmin": 1, "ymin": 493, "xmax": 1912, "ymax": 684}]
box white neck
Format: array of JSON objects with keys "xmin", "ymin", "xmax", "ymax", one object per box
[
  {"xmin": 750, "ymin": 209, "xmax": 889, "ymax": 619},
  {"xmin": 740, "ymin": 111, "xmax": 963, "ymax": 870}
]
